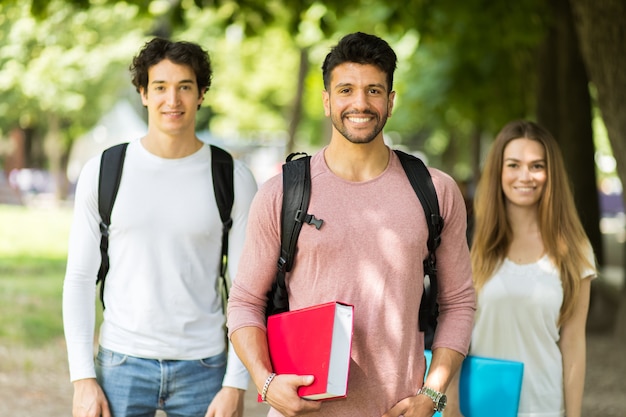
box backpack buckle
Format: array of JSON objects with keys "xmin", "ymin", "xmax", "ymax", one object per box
[
  {"xmin": 99, "ymin": 222, "xmax": 109, "ymax": 238},
  {"xmin": 277, "ymin": 256, "xmax": 287, "ymax": 273},
  {"xmin": 223, "ymin": 217, "xmax": 233, "ymax": 232}
]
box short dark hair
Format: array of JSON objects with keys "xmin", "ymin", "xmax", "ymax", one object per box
[
  {"xmin": 129, "ymin": 37, "xmax": 213, "ymax": 94},
  {"xmin": 322, "ymin": 32, "xmax": 397, "ymax": 92}
]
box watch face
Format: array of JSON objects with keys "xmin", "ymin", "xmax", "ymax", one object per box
[{"xmin": 436, "ymin": 394, "xmax": 448, "ymax": 412}]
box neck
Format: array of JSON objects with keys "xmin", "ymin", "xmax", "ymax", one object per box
[
  {"xmin": 324, "ymin": 138, "xmax": 390, "ymax": 182},
  {"xmin": 506, "ymin": 203, "xmax": 540, "ymax": 237},
  {"xmin": 141, "ymin": 132, "xmax": 203, "ymax": 159},
  {"xmin": 506, "ymin": 205, "xmax": 544, "ymax": 263}
]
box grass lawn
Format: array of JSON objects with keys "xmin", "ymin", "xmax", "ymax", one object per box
[{"xmin": 0, "ymin": 204, "xmax": 74, "ymax": 347}]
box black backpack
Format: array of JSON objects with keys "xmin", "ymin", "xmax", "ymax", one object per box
[
  {"xmin": 96, "ymin": 142, "xmax": 234, "ymax": 310},
  {"xmin": 266, "ymin": 150, "xmax": 443, "ymax": 349}
]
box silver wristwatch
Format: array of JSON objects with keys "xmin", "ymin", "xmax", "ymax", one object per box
[{"xmin": 417, "ymin": 386, "xmax": 447, "ymax": 412}]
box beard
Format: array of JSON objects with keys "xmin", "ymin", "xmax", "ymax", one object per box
[{"xmin": 330, "ymin": 109, "xmax": 388, "ymax": 144}]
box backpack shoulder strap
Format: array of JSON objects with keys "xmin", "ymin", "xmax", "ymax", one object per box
[
  {"xmin": 267, "ymin": 152, "xmax": 323, "ymax": 317},
  {"xmin": 394, "ymin": 149, "xmax": 443, "ymax": 335},
  {"xmin": 280, "ymin": 152, "xmax": 313, "ymax": 273},
  {"xmin": 97, "ymin": 142, "xmax": 129, "ymax": 308},
  {"xmin": 210, "ymin": 145, "xmax": 235, "ymax": 304}
]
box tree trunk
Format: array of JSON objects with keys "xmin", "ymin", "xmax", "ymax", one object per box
[
  {"xmin": 536, "ymin": 0, "xmax": 603, "ymax": 265},
  {"xmin": 569, "ymin": 0, "xmax": 626, "ymax": 341},
  {"xmin": 286, "ymin": 47, "xmax": 309, "ymax": 156},
  {"xmin": 570, "ymin": 0, "xmax": 626, "ymax": 206},
  {"xmin": 43, "ymin": 114, "xmax": 68, "ymax": 201}
]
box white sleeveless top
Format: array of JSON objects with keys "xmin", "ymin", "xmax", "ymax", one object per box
[{"xmin": 471, "ymin": 254, "xmax": 595, "ymax": 417}]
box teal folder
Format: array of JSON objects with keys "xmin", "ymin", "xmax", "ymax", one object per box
[{"xmin": 424, "ymin": 350, "xmax": 524, "ymax": 417}]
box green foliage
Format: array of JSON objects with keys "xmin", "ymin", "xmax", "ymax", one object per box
[
  {"xmin": 0, "ymin": 0, "xmax": 560, "ymax": 181},
  {"xmin": 0, "ymin": 0, "xmax": 152, "ymax": 147},
  {"xmin": 206, "ymin": 27, "xmax": 301, "ymax": 133},
  {"xmin": 391, "ymin": 1, "xmax": 548, "ymax": 134}
]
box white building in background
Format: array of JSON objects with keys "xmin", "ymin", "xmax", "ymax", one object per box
[{"xmin": 66, "ymin": 100, "xmax": 147, "ymax": 184}]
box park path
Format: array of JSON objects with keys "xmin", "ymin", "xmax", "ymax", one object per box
[{"xmin": 1, "ymin": 330, "xmax": 626, "ymax": 416}]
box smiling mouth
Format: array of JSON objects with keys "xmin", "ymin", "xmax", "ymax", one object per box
[
  {"xmin": 163, "ymin": 111, "xmax": 183, "ymax": 116},
  {"xmin": 346, "ymin": 116, "xmax": 372, "ymax": 124}
]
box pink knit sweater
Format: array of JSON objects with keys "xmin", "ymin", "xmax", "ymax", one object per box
[{"xmin": 228, "ymin": 147, "xmax": 475, "ymax": 416}]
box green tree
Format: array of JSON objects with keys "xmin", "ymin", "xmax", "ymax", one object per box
[{"xmin": 0, "ymin": 0, "xmax": 152, "ymax": 197}]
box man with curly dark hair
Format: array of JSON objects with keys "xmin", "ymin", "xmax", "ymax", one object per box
[{"xmin": 63, "ymin": 38, "xmax": 257, "ymax": 417}]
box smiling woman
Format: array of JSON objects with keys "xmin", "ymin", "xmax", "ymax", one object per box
[{"xmin": 445, "ymin": 120, "xmax": 598, "ymax": 417}]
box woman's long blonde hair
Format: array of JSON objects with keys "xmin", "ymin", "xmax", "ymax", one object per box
[{"xmin": 471, "ymin": 120, "xmax": 594, "ymax": 324}]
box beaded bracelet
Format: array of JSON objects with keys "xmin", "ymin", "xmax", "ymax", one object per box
[{"xmin": 261, "ymin": 372, "xmax": 277, "ymax": 402}]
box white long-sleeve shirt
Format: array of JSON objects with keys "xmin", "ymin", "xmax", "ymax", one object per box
[{"xmin": 63, "ymin": 139, "xmax": 257, "ymax": 390}]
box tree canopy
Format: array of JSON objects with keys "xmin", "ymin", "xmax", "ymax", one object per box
[
  {"xmin": 1, "ymin": 0, "xmax": 625, "ymax": 341},
  {"xmin": 1, "ymin": 0, "xmax": 624, "ymax": 256}
]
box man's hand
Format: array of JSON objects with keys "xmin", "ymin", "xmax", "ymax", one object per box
[
  {"xmin": 72, "ymin": 378, "xmax": 111, "ymax": 417},
  {"xmin": 229, "ymin": 327, "xmax": 322, "ymax": 416},
  {"xmin": 205, "ymin": 386, "xmax": 245, "ymax": 417},
  {"xmin": 387, "ymin": 347, "xmax": 463, "ymax": 417},
  {"xmin": 263, "ymin": 374, "xmax": 322, "ymax": 417},
  {"xmin": 382, "ymin": 393, "xmax": 437, "ymax": 417}
]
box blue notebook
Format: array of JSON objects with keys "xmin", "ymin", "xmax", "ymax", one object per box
[{"xmin": 424, "ymin": 350, "xmax": 524, "ymax": 417}]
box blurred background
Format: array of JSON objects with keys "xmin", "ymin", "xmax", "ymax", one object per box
[{"xmin": 0, "ymin": 0, "xmax": 624, "ymax": 415}]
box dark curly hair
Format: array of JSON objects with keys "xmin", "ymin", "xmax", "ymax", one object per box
[
  {"xmin": 129, "ymin": 37, "xmax": 213, "ymax": 96},
  {"xmin": 322, "ymin": 32, "xmax": 397, "ymax": 92}
]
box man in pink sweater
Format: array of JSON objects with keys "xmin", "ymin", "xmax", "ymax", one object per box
[{"xmin": 227, "ymin": 32, "xmax": 475, "ymax": 417}]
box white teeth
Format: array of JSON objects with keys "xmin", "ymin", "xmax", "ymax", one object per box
[{"xmin": 348, "ymin": 117, "xmax": 370, "ymax": 123}]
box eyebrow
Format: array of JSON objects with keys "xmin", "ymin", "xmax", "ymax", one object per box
[
  {"xmin": 334, "ymin": 82, "xmax": 387, "ymax": 91},
  {"xmin": 504, "ymin": 157, "xmax": 546, "ymax": 163},
  {"xmin": 150, "ymin": 79, "xmax": 195, "ymax": 85}
]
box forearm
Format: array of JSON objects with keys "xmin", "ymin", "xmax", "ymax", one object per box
[
  {"xmin": 63, "ymin": 277, "xmax": 98, "ymax": 381},
  {"xmin": 230, "ymin": 326, "xmax": 321, "ymax": 415},
  {"xmin": 560, "ymin": 277, "xmax": 591, "ymax": 417},
  {"xmin": 425, "ymin": 347, "xmax": 465, "ymax": 392},
  {"xmin": 561, "ymin": 340, "xmax": 586, "ymax": 417},
  {"xmin": 230, "ymin": 326, "xmax": 273, "ymax": 393},
  {"xmin": 441, "ymin": 367, "xmax": 463, "ymax": 417}
]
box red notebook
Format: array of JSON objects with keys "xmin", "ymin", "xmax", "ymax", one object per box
[{"xmin": 259, "ymin": 301, "xmax": 354, "ymax": 401}]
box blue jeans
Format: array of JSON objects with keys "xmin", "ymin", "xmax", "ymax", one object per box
[{"xmin": 96, "ymin": 346, "xmax": 226, "ymax": 417}]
